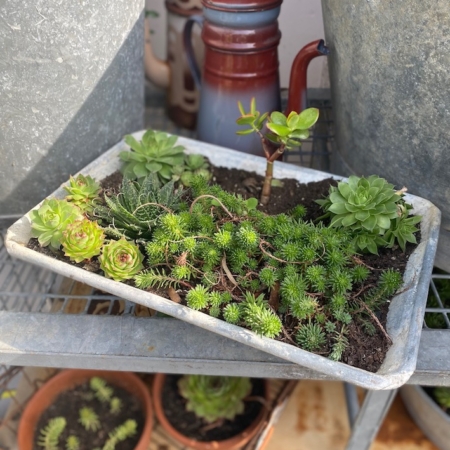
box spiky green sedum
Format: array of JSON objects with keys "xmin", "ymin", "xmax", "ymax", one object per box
[
  {"xmin": 178, "ymin": 375, "xmax": 251, "ymax": 423},
  {"xmin": 79, "ymin": 407, "xmax": 100, "ymax": 432},
  {"xmin": 120, "ymin": 129, "xmax": 185, "ymax": 183},
  {"xmin": 61, "ymin": 218, "xmax": 104, "ymax": 263},
  {"xmin": 30, "ymin": 199, "xmax": 83, "ymax": 250},
  {"xmin": 103, "ymin": 420, "xmax": 137, "ymax": 450},
  {"xmin": 66, "ymin": 436, "xmax": 80, "ymax": 450},
  {"xmin": 38, "ymin": 417, "xmax": 66, "ymax": 450},
  {"xmin": 64, "ymin": 174, "xmax": 101, "ymax": 213},
  {"xmin": 99, "ymin": 238, "xmax": 144, "ymax": 282}
]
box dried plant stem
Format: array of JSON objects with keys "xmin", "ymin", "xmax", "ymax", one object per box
[
  {"xmin": 354, "ymin": 298, "xmax": 392, "ymax": 345},
  {"xmin": 189, "ymin": 195, "xmax": 234, "ymax": 218}
]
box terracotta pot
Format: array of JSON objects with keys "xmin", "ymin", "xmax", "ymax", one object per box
[
  {"xmin": 153, "ymin": 373, "xmax": 269, "ymax": 450},
  {"xmin": 17, "ymin": 369, "xmax": 153, "ymax": 450}
]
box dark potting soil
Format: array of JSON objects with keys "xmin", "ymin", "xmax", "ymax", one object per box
[
  {"xmin": 161, "ymin": 375, "xmax": 265, "ymax": 442},
  {"xmin": 27, "ymin": 165, "xmax": 419, "ymax": 373},
  {"xmin": 33, "ymin": 382, "xmax": 145, "ymax": 450}
]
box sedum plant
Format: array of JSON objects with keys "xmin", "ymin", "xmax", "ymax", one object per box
[
  {"xmin": 30, "ymin": 199, "xmax": 84, "ymax": 250},
  {"xmin": 64, "ymin": 174, "xmax": 101, "ymax": 213},
  {"xmin": 99, "ymin": 238, "xmax": 144, "ymax": 282},
  {"xmin": 65, "ymin": 435, "xmax": 80, "ymax": 450},
  {"xmin": 317, "ymin": 175, "xmax": 421, "ymax": 254},
  {"xmin": 434, "ymin": 387, "xmax": 450, "ymax": 410},
  {"xmin": 103, "ymin": 420, "xmax": 137, "ymax": 450},
  {"xmin": 61, "ymin": 218, "xmax": 105, "ymax": 263},
  {"xmin": 178, "ymin": 375, "xmax": 252, "ymax": 423},
  {"xmin": 236, "ymin": 98, "xmax": 319, "ymax": 205},
  {"xmin": 175, "ymin": 153, "xmax": 212, "ymax": 187},
  {"xmin": 38, "ymin": 417, "xmax": 66, "ymax": 450},
  {"xmin": 79, "ymin": 406, "xmax": 101, "ymax": 432},
  {"xmin": 90, "ymin": 377, "xmax": 113, "ymax": 403}
]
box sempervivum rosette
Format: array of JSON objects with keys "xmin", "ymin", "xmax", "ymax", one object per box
[
  {"xmin": 99, "ymin": 238, "xmax": 144, "ymax": 282},
  {"xmin": 61, "ymin": 218, "xmax": 105, "ymax": 263}
]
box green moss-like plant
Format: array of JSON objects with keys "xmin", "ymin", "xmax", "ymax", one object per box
[
  {"xmin": 65, "ymin": 435, "xmax": 80, "ymax": 450},
  {"xmin": 178, "ymin": 375, "xmax": 252, "ymax": 423},
  {"xmin": 90, "ymin": 377, "xmax": 113, "ymax": 403},
  {"xmin": 102, "ymin": 419, "xmax": 137, "ymax": 450}
]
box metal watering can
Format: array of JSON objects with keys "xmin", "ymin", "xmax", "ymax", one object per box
[{"xmin": 183, "ymin": 0, "xmax": 329, "ymax": 155}]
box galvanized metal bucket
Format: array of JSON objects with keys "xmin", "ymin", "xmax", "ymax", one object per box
[{"xmin": 5, "ymin": 133, "xmax": 441, "ymax": 390}]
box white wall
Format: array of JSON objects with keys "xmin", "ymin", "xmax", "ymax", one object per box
[{"xmin": 146, "ymin": 0, "xmax": 328, "ymax": 89}]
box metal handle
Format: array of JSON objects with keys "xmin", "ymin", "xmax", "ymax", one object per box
[{"xmin": 183, "ymin": 15, "xmax": 204, "ymax": 90}]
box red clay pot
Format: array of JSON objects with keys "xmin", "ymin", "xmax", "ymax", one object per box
[
  {"xmin": 17, "ymin": 369, "xmax": 153, "ymax": 450},
  {"xmin": 152, "ymin": 373, "xmax": 269, "ymax": 450}
]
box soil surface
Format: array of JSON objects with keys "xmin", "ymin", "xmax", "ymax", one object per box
[
  {"xmin": 33, "ymin": 382, "xmax": 145, "ymax": 450},
  {"xmin": 28, "ymin": 165, "xmax": 419, "ymax": 373},
  {"xmin": 161, "ymin": 375, "xmax": 265, "ymax": 442}
]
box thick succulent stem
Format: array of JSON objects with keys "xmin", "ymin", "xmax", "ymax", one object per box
[{"xmin": 261, "ymin": 161, "xmax": 274, "ymax": 206}]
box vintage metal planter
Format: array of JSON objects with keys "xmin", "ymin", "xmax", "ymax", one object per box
[{"xmin": 5, "ymin": 133, "xmax": 441, "ymax": 390}]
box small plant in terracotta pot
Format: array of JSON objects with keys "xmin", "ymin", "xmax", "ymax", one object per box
[
  {"xmin": 153, "ymin": 373, "xmax": 269, "ymax": 450},
  {"xmin": 17, "ymin": 369, "xmax": 153, "ymax": 450}
]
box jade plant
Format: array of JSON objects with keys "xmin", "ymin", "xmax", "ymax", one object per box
[
  {"xmin": 178, "ymin": 375, "xmax": 252, "ymax": 423},
  {"xmin": 236, "ymin": 98, "xmax": 319, "ymax": 205},
  {"xmin": 36, "ymin": 377, "xmax": 138, "ymax": 450}
]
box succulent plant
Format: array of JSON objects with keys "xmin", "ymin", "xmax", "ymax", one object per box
[
  {"xmin": 178, "ymin": 375, "xmax": 252, "ymax": 423},
  {"xmin": 90, "ymin": 377, "xmax": 113, "ymax": 403},
  {"xmin": 103, "ymin": 420, "xmax": 137, "ymax": 450},
  {"xmin": 316, "ymin": 175, "xmax": 418, "ymax": 254},
  {"xmin": 61, "ymin": 218, "xmax": 105, "ymax": 263},
  {"xmin": 236, "ymin": 98, "xmax": 319, "ymax": 205},
  {"xmin": 64, "ymin": 174, "xmax": 101, "ymax": 213},
  {"xmin": 434, "ymin": 387, "xmax": 450, "ymax": 409},
  {"xmin": 119, "ymin": 129, "xmax": 185, "ymax": 183},
  {"xmin": 78, "ymin": 407, "xmax": 100, "ymax": 432},
  {"xmin": 30, "ymin": 199, "xmax": 84, "ymax": 250},
  {"xmin": 38, "ymin": 417, "xmax": 66, "ymax": 450},
  {"xmin": 99, "ymin": 238, "xmax": 144, "ymax": 282},
  {"xmin": 174, "ymin": 154, "xmax": 212, "ymax": 187},
  {"xmin": 65, "ymin": 435, "xmax": 80, "ymax": 450},
  {"xmin": 94, "ymin": 173, "xmax": 183, "ymax": 241}
]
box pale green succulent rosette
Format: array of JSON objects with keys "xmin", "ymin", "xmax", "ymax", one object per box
[
  {"xmin": 61, "ymin": 218, "xmax": 105, "ymax": 263},
  {"xmin": 99, "ymin": 238, "xmax": 144, "ymax": 282},
  {"xmin": 64, "ymin": 174, "xmax": 101, "ymax": 213},
  {"xmin": 30, "ymin": 199, "xmax": 84, "ymax": 250},
  {"xmin": 178, "ymin": 375, "xmax": 252, "ymax": 423},
  {"xmin": 326, "ymin": 175, "xmax": 400, "ymax": 232}
]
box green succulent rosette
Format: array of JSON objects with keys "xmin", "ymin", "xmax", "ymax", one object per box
[
  {"xmin": 99, "ymin": 238, "xmax": 144, "ymax": 282},
  {"xmin": 178, "ymin": 375, "xmax": 252, "ymax": 423},
  {"xmin": 64, "ymin": 174, "xmax": 101, "ymax": 213},
  {"xmin": 61, "ymin": 218, "xmax": 105, "ymax": 263},
  {"xmin": 323, "ymin": 175, "xmax": 401, "ymax": 232},
  {"xmin": 30, "ymin": 199, "xmax": 84, "ymax": 250}
]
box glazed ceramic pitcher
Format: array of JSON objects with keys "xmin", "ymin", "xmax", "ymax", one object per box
[
  {"xmin": 145, "ymin": 0, "xmax": 204, "ymax": 129},
  {"xmin": 184, "ymin": 0, "xmax": 328, "ymax": 155}
]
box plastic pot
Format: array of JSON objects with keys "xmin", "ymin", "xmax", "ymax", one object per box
[
  {"xmin": 17, "ymin": 369, "xmax": 153, "ymax": 450},
  {"xmin": 152, "ymin": 373, "xmax": 269, "ymax": 450}
]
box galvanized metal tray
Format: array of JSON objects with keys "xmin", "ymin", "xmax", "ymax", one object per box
[{"xmin": 5, "ymin": 132, "xmax": 441, "ymax": 390}]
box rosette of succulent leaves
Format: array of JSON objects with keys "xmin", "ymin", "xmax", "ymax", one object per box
[
  {"xmin": 119, "ymin": 129, "xmax": 211, "ymax": 186},
  {"xmin": 178, "ymin": 375, "xmax": 252, "ymax": 423},
  {"xmin": 236, "ymin": 98, "xmax": 319, "ymax": 206}
]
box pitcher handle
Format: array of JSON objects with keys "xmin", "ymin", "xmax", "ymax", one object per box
[{"xmin": 183, "ymin": 15, "xmax": 204, "ymax": 90}]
